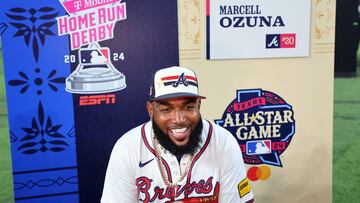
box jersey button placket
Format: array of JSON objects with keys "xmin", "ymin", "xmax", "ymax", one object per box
[{"xmin": 170, "ymin": 156, "xmax": 180, "ymax": 180}]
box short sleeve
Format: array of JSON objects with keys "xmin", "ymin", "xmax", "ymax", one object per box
[
  {"xmin": 218, "ymin": 128, "xmax": 254, "ymax": 203},
  {"xmin": 101, "ymin": 137, "xmax": 138, "ymax": 203}
]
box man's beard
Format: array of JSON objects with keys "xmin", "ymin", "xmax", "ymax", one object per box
[{"xmin": 152, "ymin": 118, "xmax": 203, "ymax": 157}]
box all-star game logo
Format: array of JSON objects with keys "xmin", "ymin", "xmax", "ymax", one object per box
[{"xmin": 215, "ymin": 89, "xmax": 295, "ymax": 180}]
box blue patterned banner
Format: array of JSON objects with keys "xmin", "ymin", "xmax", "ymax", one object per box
[{"xmin": 0, "ymin": 1, "xmax": 78, "ymax": 202}]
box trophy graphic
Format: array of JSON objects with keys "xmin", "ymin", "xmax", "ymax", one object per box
[{"xmin": 65, "ymin": 43, "xmax": 126, "ymax": 94}]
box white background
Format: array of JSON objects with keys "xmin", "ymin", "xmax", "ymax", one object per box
[{"xmin": 208, "ymin": 0, "xmax": 311, "ymax": 59}]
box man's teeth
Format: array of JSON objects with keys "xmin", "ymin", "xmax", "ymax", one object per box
[{"xmin": 171, "ymin": 127, "xmax": 187, "ymax": 134}]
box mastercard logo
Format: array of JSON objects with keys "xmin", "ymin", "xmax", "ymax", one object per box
[{"xmin": 247, "ymin": 165, "xmax": 271, "ymax": 181}]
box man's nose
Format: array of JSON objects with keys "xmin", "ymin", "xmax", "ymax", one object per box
[{"xmin": 173, "ymin": 109, "xmax": 186, "ymax": 123}]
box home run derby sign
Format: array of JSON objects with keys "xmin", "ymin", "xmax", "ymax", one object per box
[
  {"xmin": 206, "ymin": 0, "xmax": 311, "ymax": 59},
  {"xmin": 215, "ymin": 89, "xmax": 295, "ymax": 167},
  {"xmin": 0, "ymin": 0, "xmax": 178, "ymax": 202}
]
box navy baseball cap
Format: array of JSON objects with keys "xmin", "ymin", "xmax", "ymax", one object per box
[{"xmin": 149, "ymin": 66, "xmax": 206, "ymax": 101}]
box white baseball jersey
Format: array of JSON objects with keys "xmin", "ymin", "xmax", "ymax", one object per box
[{"xmin": 101, "ymin": 120, "xmax": 254, "ymax": 203}]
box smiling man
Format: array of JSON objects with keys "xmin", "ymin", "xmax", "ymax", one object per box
[{"xmin": 101, "ymin": 66, "xmax": 254, "ymax": 203}]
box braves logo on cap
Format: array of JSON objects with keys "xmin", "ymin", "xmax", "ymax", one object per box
[
  {"xmin": 160, "ymin": 73, "xmax": 198, "ymax": 88},
  {"xmin": 173, "ymin": 73, "xmax": 189, "ymax": 87}
]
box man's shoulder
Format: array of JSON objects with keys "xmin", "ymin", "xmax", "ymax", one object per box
[
  {"xmin": 206, "ymin": 120, "xmax": 233, "ymax": 137},
  {"xmin": 205, "ymin": 120, "xmax": 238, "ymax": 146}
]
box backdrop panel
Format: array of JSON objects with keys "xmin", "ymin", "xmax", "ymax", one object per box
[
  {"xmin": 178, "ymin": 0, "xmax": 334, "ymax": 202},
  {"xmin": 0, "ymin": 0, "xmax": 179, "ymax": 202}
]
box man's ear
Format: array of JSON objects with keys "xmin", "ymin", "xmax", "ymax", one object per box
[
  {"xmin": 146, "ymin": 101, "xmax": 154, "ymax": 119},
  {"xmin": 197, "ymin": 98, "xmax": 201, "ymax": 109}
]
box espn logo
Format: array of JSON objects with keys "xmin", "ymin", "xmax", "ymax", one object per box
[
  {"xmin": 266, "ymin": 33, "xmax": 296, "ymax": 48},
  {"xmin": 79, "ymin": 94, "xmax": 116, "ymax": 106}
]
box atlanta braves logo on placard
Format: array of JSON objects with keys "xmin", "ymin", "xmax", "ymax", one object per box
[
  {"xmin": 215, "ymin": 89, "xmax": 295, "ymax": 167},
  {"xmin": 266, "ymin": 34, "xmax": 296, "ymax": 49}
]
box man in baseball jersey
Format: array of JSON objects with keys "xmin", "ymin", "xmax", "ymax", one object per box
[{"xmin": 101, "ymin": 66, "xmax": 254, "ymax": 203}]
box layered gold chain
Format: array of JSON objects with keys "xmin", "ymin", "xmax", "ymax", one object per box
[{"xmin": 152, "ymin": 131, "xmax": 194, "ymax": 188}]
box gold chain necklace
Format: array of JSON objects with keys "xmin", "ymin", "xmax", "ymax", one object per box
[{"xmin": 152, "ymin": 131, "xmax": 194, "ymax": 188}]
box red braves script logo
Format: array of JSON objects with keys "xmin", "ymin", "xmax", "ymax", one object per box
[
  {"xmin": 215, "ymin": 89, "xmax": 295, "ymax": 167},
  {"xmin": 136, "ymin": 177, "xmax": 218, "ymax": 202},
  {"xmin": 79, "ymin": 93, "xmax": 115, "ymax": 106},
  {"xmin": 57, "ymin": 0, "xmax": 127, "ymax": 49}
]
